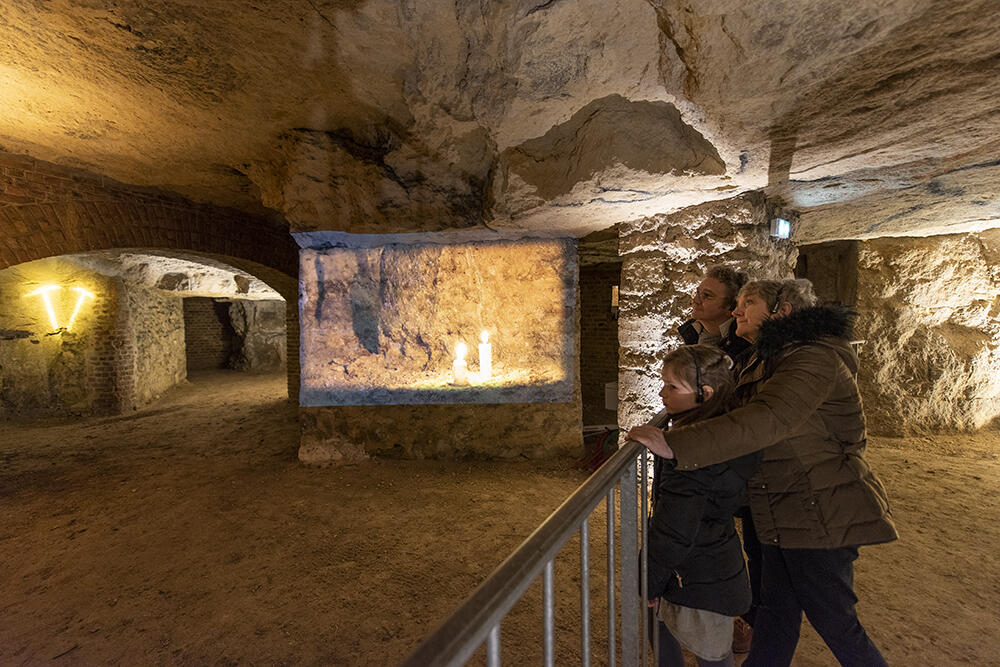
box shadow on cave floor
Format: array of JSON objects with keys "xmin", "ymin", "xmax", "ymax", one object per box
[{"xmin": 0, "ymin": 373, "xmax": 998, "ymax": 665}]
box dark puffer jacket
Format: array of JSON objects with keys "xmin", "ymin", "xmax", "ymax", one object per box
[
  {"xmin": 647, "ymin": 451, "xmax": 756, "ymax": 615},
  {"xmin": 666, "ymin": 305, "xmax": 898, "ymax": 549}
]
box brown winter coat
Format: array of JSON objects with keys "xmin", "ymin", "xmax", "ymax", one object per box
[{"xmin": 666, "ymin": 305, "xmax": 898, "ymax": 549}]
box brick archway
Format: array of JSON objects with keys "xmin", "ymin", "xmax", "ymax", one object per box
[{"xmin": 0, "ymin": 150, "xmax": 301, "ymax": 401}]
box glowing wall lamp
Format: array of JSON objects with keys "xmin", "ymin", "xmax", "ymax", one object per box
[
  {"xmin": 67, "ymin": 287, "xmax": 95, "ymax": 331},
  {"xmin": 24, "ymin": 284, "xmax": 96, "ymax": 331},
  {"xmin": 25, "ymin": 285, "xmax": 62, "ymax": 330},
  {"xmin": 770, "ymin": 216, "xmax": 792, "ymax": 239}
]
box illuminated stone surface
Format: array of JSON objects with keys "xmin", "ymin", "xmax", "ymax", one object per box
[
  {"xmin": 0, "ymin": 257, "xmax": 185, "ymax": 416},
  {"xmin": 298, "ymin": 237, "xmax": 576, "ymax": 406},
  {"xmin": 1, "ymin": 2, "xmax": 997, "ymax": 239},
  {"xmin": 617, "ymin": 194, "xmax": 797, "ymax": 429},
  {"xmin": 2, "ymin": 1, "xmax": 1000, "ymax": 448},
  {"xmin": 854, "ymin": 230, "xmax": 1000, "ymax": 434},
  {"xmin": 66, "ymin": 251, "xmax": 282, "ymax": 301},
  {"xmin": 295, "ymin": 234, "xmax": 581, "ymax": 462}
]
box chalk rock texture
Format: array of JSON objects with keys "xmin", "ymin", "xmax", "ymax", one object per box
[
  {"xmin": 229, "ymin": 300, "xmax": 288, "ymax": 373},
  {"xmin": 0, "ymin": 257, "xmax": 187, "ymax": 417},
  {"xmin": 67, "ymin": 251, "xmax": 281, "ymax": 300},
  {"xmin": 854, "ymin": 230, "xmax": 1000, "ymax": 434},
  {"xmin": 617, "ymin": 193, "xmax": 797, "ymax": 429},
  {"xmin": 295, "ymin": 235, "xmax": 582, "ymax": 462},
  {"xmin": 299, "ymin": 402, "xmax": 582, "ymax": 463},
  {"xmin": 298, "ymin": 238, "xmax": 576, "ymax": 406},
  {"xmin": 5, "ymin": 1, "xmax": 998, "ymax": 239}
]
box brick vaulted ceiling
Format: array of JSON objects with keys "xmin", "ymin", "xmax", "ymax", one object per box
[{"xmin": 1, "ymin": 0, "xmax": 999, "ymax": 243}]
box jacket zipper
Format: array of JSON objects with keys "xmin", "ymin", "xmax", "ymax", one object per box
[{"xmin": 674, "ymin": 571, "xmax": 684, "ymax": 588}]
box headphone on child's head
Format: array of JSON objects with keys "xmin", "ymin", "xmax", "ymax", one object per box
[{"xmin": 687, "ymin": 347, "xmax": 704, "ymax": 404}]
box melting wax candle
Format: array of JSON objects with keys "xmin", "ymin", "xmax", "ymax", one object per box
[
  {"xmin": 453, "ymin": 341, "xmax": 469, "ymax": 385},
  {"xmin": 478, "ymin": 330, "xmax": 492, "ymax": 380}
]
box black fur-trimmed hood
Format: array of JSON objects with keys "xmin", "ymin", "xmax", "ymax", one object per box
[{"xmin": 755, "ymin": 304, "xmax": 857, "ymax": 364}]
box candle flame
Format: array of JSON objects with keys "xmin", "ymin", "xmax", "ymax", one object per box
[
  {"xmin": 456, "ymin": 341, "xmax": 467, "ymax": 361},
  {"xmin": 480, "ymin": 330, "xmax": 489, "ymax": 344}
]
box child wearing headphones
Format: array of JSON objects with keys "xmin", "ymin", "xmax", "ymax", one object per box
[{"xmin": 628, "ymin": 344, "xmax": 757, "ymax": 667}]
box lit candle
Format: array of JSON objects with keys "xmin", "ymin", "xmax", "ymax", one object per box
[
  {"xmin": 452, "ymin": 341, "xmax": 469, "ymax": 385},
  {"xmin": 478, "ymin": 330, "xmax": 492, "ymax": 380}
]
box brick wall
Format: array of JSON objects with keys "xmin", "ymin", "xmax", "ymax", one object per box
[
  {"xmin": 580, "ymin": 262, "xmax": 621, "ymax": 426},
  {"xmin": 0, "ymin": 151, "xmax": 296, "ymax": 274},
  {"xmin": 0, "ymin": 149, "xmax": 300, "ymax": 401},
  {"xmin": 0, "ymin": 258, "xmax": 132, "ymax": 416},
  {"xmin": 183, "ymin": 298, "xmax": 236, "ymax": 371},
  {"xmin": 128, "ymin": 285, "xmax": 186, "ymax": 404}
]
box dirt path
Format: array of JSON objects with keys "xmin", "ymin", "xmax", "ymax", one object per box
[{"xmin": 2, "ymin": 372, "xmax": 998, "ymax": 665}]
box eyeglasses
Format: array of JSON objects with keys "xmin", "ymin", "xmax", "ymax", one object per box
[{"xmin": 692, "ymin": 289, "xmax": 719, "ymax": 302}]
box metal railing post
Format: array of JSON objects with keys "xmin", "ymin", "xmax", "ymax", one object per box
[
  {"xmin": 581, "ymin": 519, "xmax": 591, "ymax": 667},
  {"xmin": 543, "ymin": 561, "xmax": 554, "ymax": 667},
  {"xmin": 401, "ymin": 440, "xmax": 647, "ymax": 667},
  {"xmin": 641, "ymin": 452, "xmax": 649, "ymax": 667},
  {"xmin": 606, "ymin": 489, "xmax": 616, "ymax": 667},
  {"xmin": 620, "ymin": 460, "xmax": 639, "ymax": 666},
  {"xmin": 486, "ymin": 624, "xmax": 500, "ymax": 667}
]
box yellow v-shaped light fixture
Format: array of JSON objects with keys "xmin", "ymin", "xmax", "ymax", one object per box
[
  {"xmin": 25, "ymin": 284, "xmax": 61, "ymax": 330},
  {"xmin": 67, "ymin": 287, "xmax": 95, "ymax": 330},
  {"xmin": 24, "ymin": 285, "xmax": 96, "ymax": 331}
]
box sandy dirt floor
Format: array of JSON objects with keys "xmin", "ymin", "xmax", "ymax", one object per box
[{"xmin": 2, "ymin": 371, "xmax": 999, "ymax": 665}]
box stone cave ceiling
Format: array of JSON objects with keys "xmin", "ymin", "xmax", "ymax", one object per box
[{"xmin": 1, "ymin": 0, "xmax": 999, "ymax": 243}]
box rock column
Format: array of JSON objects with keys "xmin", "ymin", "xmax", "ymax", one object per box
[{"xmin": 617, "ymin": 193, "xmax": 796, "ymax": 429}]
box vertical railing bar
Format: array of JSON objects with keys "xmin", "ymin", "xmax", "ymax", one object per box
[
  {"xmin": 606, "ymin": 489, "xmax": 616, "ymax": 667},
  {"xmin": 581, "ymin": 518, "xmax": 591, "ymax": 667},
  {"xmin": 544, "ymin": 561, "xmax": 554, "ymax": 667},
  {"xmin": 619, "ymin": 461, "xmax": 639, "ymax": 666},
  {"xmin": 641, "ymin": 451, "xmax": 649, "ymax": 666},
  {"xmin": 652, "ymin": 607, "xmax": 659, "ymax": 667},
  {"xmin": 486, "ymin": 623, "xmax": 501, "ymax": 667}
]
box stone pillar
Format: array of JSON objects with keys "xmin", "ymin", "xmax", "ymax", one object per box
[
  {"xmin": 617, "ymin": 193, "xmax": 796, "ymax": 429},
  {"xmin": 285, "ymin": 298, "xmax": 300, "ymax": 403},
  {"xmin": 293, "ymin": 231, "xmax": 582, "ymax": 464}
]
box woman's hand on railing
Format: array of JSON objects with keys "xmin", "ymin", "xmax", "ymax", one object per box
[{"xmin": 627, "ymin": 425, "xmax": 675, "ymax": 459}]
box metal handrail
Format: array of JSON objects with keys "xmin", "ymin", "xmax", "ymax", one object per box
[{"xmin": 401, "ymin": 439, "xmax": 646, "ymax": 666}]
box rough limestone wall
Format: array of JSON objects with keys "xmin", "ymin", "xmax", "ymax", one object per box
[
  {"xmin": 297, "ymin": 238, "xmax": 582, "ymax": 463},
  {"xmin": 228, "ymin": 300, "xmax": 287, "ymax": 373},
  {"xmin": 298, "ymin": 307, "xmax": 583, "ymax": 463},
  {"xmin": 618, "ymin": 193, "xmax": 797, "ymax": 429},
  {"xmin": 855, "ymin": 229, "xmax": 1000, "ymax": 435},
  {"xmin": 0, "ymin": 258, "xmax": 123, "ymax": 417},
  {"xmin": 126, "ymin": 285, "xmax": 185, "ymax": 407}
]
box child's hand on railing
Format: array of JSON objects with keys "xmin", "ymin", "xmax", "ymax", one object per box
[{"xmin": 627, "ymin": 425, "xmax": 674, "ymax": 459}]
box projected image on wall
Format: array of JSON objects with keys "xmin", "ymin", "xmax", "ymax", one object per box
[{"xmin": 298, "ymin": 238, "xmax": 576, "ymax": 406}]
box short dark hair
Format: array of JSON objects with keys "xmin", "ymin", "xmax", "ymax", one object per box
[{"xmin": 704, "ymin": 265, "xmax": 748, "ymax": 310}]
